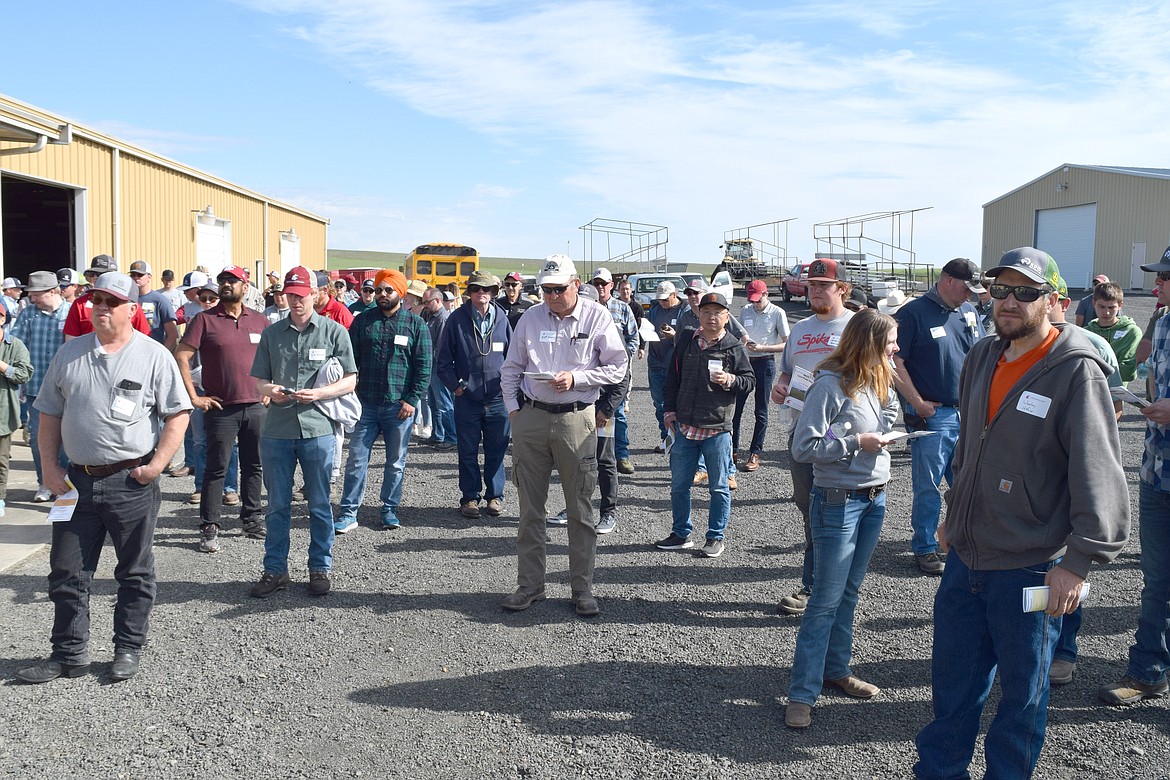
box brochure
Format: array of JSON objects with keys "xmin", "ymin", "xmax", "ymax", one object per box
[
  {"xmin": 783, "ymin": 366, "xmax": 815, "ymax": 411},
  {"xmin": 1022, "ymin": 582, "xmax": 1091, "ymax": 613},
  {"xmin": 1111, "ymin": 386, "xmax": 1150, "ymax": 408}
]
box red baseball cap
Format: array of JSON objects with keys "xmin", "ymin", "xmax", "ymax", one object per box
[
  {"xmin": 218, "ymin": 265, "xmax": 250, "ymax": 282},
  {"xmin": 806, "ymin": 258, "xmax": 845, "ymax": 283},
  {"xmin": 282, "ymin": 266, "xmax": 313, "ymax": 297},
  {"xmin": 746, "ymin": 279, "xmax": 768, "ymax": 301}
]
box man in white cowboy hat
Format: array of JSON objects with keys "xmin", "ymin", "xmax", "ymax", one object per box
[{"xmin": 877, "ymin": 289, "xmax": 910, "ymax": 316}]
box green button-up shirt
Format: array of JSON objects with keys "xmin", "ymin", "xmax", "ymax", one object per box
[{"xmin": 251, "ymin": 312, "xmax": 357, "ymax": 439}]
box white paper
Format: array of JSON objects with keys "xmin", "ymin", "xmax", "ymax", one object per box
[
  {"xmin": 47, "ymin": 489, "xmax": 79, "ymax": 524},
  {"xmin": 523, "ymin": 371, "xmax": 556, "ymax": 381},
  {"xmin": 596, "ymin": 418, "xmax": 614, "ymax": 438},
  {"xmin": 885, "ymin": 430, "xmax": 940, "ymax": 443},
  {"xmin": 1111, "ymin": 386, "xmax": 1150, "ymax": 408},
  {"xmin": 1022, "ymin": 582, "xmax": 1091, "ymax": 613},
  {"xmin": 784, "ymin": 365, "xmax": 815, "ymax": 411},
  {"xmin": 638, "ymin": 318, "xmax": 660, "ymax": 343}
]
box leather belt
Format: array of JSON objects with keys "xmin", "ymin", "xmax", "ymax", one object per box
[
  {"xmin": 72, "ymin": 453, "xmax": 151, "ymax": 478},
  {"xmin": 520, "ymin": 394, "xmax": 592, "ymax": 414},
  {"xmin": 822, "ymin": 484, "xmax": 887, "ymax": 503}
]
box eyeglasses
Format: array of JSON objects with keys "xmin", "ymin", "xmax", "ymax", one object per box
[
  {"xmin": 198, "ymin": 295, "xmax": 219, "ymax": 303},
  {"xmin": 374, "ymin": 286, "xmax": 397, "ymax": 295},
  {"xmin": 988, "ymin": 284, "xmax": 1051, "ymax": 303},
  {"xmin": 91, "ymin": 293, "xmax": 127, "ymax": 307},
  {"xmin": 541, "ymin": 285, "xmax": 569, "ymax": 296}
]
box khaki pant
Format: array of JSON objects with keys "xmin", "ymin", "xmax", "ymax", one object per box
[{"xmin": 511, "ymin": 404, "xmax": 598, "ymax": 595}]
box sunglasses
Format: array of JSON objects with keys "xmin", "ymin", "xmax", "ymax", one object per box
[
  {"xmin": 91, "ymin": 293, "xmax": 127, "ymax": 307},
  {"xmin": 504, "ymin": 282, "xmax": 521, "ymax": 288},
  {"xmin": 466, "ymin": 285, "xmax": 494, "ymax": 294},
  {"xmin": 217, "ymin": 277, "xmax": 243, "ymax": 285},
  {"xmin": 374, "ymin": 286, "xmax": 397, "ymax": 295},
  {"xmin": 198, "ymin": 295, "xmax": 219, "ymax": 303},
  {"xmin": 541, "ymin": 285, "xmax": 569, "ymax": 296},
  {"xmin": 988, "ymin": 284, "xmax": 1051, "ymax": 303}
]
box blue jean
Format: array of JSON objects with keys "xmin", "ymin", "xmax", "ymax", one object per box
[
  {"xmin": 669, "ymin": 428, "xmax": 731, "ymax": 540},
  {"xmin": 27, "ymin": 400, "xmax": 68, "ymax": 486},
  {"xmin": 648, "ymin": 365, "xmax": 667, "ymax": 441},
  {"xmin": 1127, "ymin": 482, "xmax": 1170, "ymax": 685},
  {"xmin": 454, "ymin": 394, "xmax": 510, "ymax": 502},
  {"xmin": 339, "ymin": 402, "xmax": 413, "ymax": 527},
  {"xmin": 788, "ymin": 486, "xmax": 885, "ymax": 705},
  {"xmin": 908, "ymin": 405, "xmax": 960, "ymax": 556},
  {"xmin": 1054, "ymin": 605, "xmax": 1082, "ymax": 664},
  {"xmin": 733, "ymin": 357, "xmax": 775, "ymax": 455},
  {"xmin": 49, "ymin": 467, "xmax": 161, "ymax": 663},
  {"xmin": 260, "ymin": 435, "xmax": 335, "ymax": 574},
  {"xmin": 429, "ymin": 379, "xmax": 456, "ymax": 444},
  {"xmin": 615, "ymin": 397, "xmax": 630, "ymax": 460},
  {"xmin": 914, "ymin": 550, "xmax": 1060, "ymax": 780}
]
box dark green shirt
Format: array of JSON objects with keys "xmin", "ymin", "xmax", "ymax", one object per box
[
  {"xmin": 349, "ymin": 305, "xmax": 432, "ymax": 407},
  {"xmin": 251, "ymin": 312, "xmax": 357, "ymax": 439}
]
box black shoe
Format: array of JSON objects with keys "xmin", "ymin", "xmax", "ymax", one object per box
[
  {"xmin": 241, "ymin": 520, "xmax": 266, "ymax": 539},
  {"xmin": 308, "ymin": 571, "xmax": 331, "ymax": 597},
  {"xmin": 109, "ymin": 652, "xmax": 140, "ymax": 682},
  {"xmin": 15, "ymin": 660, "xmax": 90, "ymax": 684},
  {"xmin": 250, "ymin": 571, "xmax": 291, "ymax": 598},
  {"xmin": 654, "ymin": 533, "xmax": 693, "ymax": 550}
]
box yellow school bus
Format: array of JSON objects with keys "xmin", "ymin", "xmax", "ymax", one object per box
[{"xmin": 404, "ymin": 243, "xmax": 479, "ymax": 290}]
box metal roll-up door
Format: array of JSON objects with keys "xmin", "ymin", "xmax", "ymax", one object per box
[{"xmin": 1034, "ymin": 203, "xmax": 1097, "ymax": 289}]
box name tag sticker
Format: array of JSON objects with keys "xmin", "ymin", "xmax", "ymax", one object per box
[
  {"xmin": 111, "ymin": 396, "xmax": 136, "ymax": 418},
  {"xmin": 743, "ymin": 318, "xmax": 754, "ymax": 327},
  {"xmin": 828, "ymin": 333, "xmax": 841, "ymax": 348},
  {"xmin": 670, "ymin": 318, "xmax": 677, "ymax": 326},
  {"xmin": 539, "ymin": 330, "xmax": 557, "ymax": 344},
  {"xmin": 249, "ymin": 332, "xmax": 261, "ymax": 344},
  {"xmin": 1113, "ymin": 330, "xmax": 1125, "ymax": 340},
  {"xmin": 1016, "ymin": 391, "xmax": 1052, "ymax": 418},
  {"xmin": 492, "ymin": 341, "xmax": 504, "ymax": 352},
  {"xmin": 308, "ymin": 348, "xmax": 326, "ymax": 361},
  {"xmin": 394, "ymin": 334, "xmax": 408, "ymax": 346},
  {"xmin": 930, "ymin": 326, "xmax": 947, "ymax": 339},
  {"xmin": 964, "ymin": 311, "xmax": 977, "ymax": 327}
]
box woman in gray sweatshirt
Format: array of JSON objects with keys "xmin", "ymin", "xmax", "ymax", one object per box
[{"xmin": 785, "ymin": 308, "xmax": 901, "ymax": 730}]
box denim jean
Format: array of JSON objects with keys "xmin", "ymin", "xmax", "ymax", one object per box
[
  {"xmin": 190, "ymin": 404, "xmax": 240, "ymax": 494},
  {"xmin": 202, "ymin": 403, "xmax": 264, "ymax": 529},
  {"xmin": 339, "ymin": 402, "xmax": 413, "ymax": 527},
  {"xmin": 597, "ymin": 432, "xmax": 617, "ymax": 515},
  {"xmin": 260, "ymin": 434, "xmax": 335, "ymax": 574},
  {"xmin": 787, "ymin": 486, "xmax": 885, "ymax": 705},
  {"xmin": 732, "ymin": 357, "xmax": 775, "ymax": 455},
  {"xmin": 49, "ymin": 467, "xmax": 161, "ymax": 663},
  {"xmin": 614, "ymin": 398, "xmax": 630, "ymax": 460},
  {"xmin": 669, "ymin": 428, "xmax": 732, "ymax": 541},
  {"xmin": 27, "ymin": 400, "xmax": 68, "ymax": 486},
  {"xmin": 914, "ymin": 550, "xmax": 1060, "ymax": 780},
  {"xmin": 648, "ymin": 365, "xmax": 667, "ymax": 441},
  {"xmin": 1054, "ymin": 605, "xmax": 1082, "ymax": 664},
  {"xmin": 454, "ymin": 394, "xmax": 510, "ymax": 502},
  {"xmin": 428, "ymin": 378, "xmax": 456, "ymax": 445},
  {"xmin": 1127, "ymin": 482, "xmax": 1170, "ymax": 685},
  {"xmin": 908, "ymin": 404, "xmax": 960, "ymax": 556},
  {"xmin": 788, "ymin": 428, "xmax": 815, "ymax": 593}
]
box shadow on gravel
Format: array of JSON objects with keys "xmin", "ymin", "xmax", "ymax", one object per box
[{"xmin": 347, "ymin": 660, "xmax": 932, "ymax": 763}]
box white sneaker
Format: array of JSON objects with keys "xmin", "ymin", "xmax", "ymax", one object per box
[
  {"xmin": 0, "ymin": 499, "xmax": 5, "ymax": 517},
  {"xmin": 33, "ymin": 487, "xmax": 53, "ymax": 503},
  {"xmin": 547, "ymin": 509, "xmax": 569, "ymax": 527},
  {"xmin": 412, "ymin": 424, "xmax": 420, "ymax": 437},
  {"xmin": 420, "ymin": 425, "xmax": 433, "ymax": 439}
]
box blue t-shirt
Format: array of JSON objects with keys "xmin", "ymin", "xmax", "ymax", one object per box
[
  {"xmin": 895, "ymin": 288, "xmax": 984, "ymax": 407},
  {"xmin": 137, "ymin": 290, "xmax": 177, "ymax": 344}
]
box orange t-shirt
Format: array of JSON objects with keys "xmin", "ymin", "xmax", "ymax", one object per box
[{"xmin": 988, "ymin": 327, "xmax": 1060, "ymax": 422}]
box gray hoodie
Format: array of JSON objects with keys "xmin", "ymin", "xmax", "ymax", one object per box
[
  {"xmin": 944, "ymin": 323, "xmax": 1129, "ymax": 578},
  {"xmin": 791, "ymin": 369, "xmax": 899, "ymax": 490}
]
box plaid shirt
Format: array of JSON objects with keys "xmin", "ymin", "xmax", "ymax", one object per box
[
  {"xmin": 1142, "ymin": 313, "xmax": 1170, "ymax": 490},
  {"xmin": 605, "ymin": 297, "xmax": 638, "ymax": 357},
  {"xmin": 349, "ymin": 305, "xmax": 432, "ymax": 407},
  {"xmin": 667, "ymin": 334, "xmax": 726, "ymax": 441},
  {"xmin": 9, "ymin": 301, "xmax": 67, "ymax": 397}
]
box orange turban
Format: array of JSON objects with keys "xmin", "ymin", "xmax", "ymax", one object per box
[{"xmin": 375, "ymin": 269, "xmax": 408, "ymax": 298}]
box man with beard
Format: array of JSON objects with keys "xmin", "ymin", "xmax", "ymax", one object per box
[
  {"xmin": 893, "ymin": 258, "xmax": 985, "ymax": 576},
  {"xmin": 176, "ymin": 266, "xmax": 268, "ymax": 553},
  {"xmin": 771, "ymin": 258, "xmax": 853, "ymax": 616},
  {"xmin": 335, "ymin": 269, "xmax": 431, "ymax": 533},
  {"xmin": 914, "ymin": 247, "xmax": 1128, "ymax": 779}
]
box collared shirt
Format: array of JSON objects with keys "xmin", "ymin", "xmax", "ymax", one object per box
[
  {"xmin": 500, "ymin": 297, "xmax": 629, "ymax": 412},
  {"xmin": 318, "ymin": 296, "xmax": 354, "ymax": 328},
  {"xmin": 471, "ymin": 302, "xmax": 495, "ymax": 342},
  {"xmin": 251, "ymin": 312, "xmax": 357, "ymax": 439},
  {"xmin": 602, "ymin": 296, "xmax": 638, "ymax": 357},
  {"xmin": 9, "ymin": 300, "xmax": 67, "ymax": 397},
  {"xmin": 180, "ymin": 304, "xmax": 268, "ymax": 404},
  {"xmin": 894, "ymin": 287, "xmax": 984, "ymax": 407},
  {"xmin": 1142, "ymin": 313, "xmax": 1170, "ymax": 490},
  {"xmin": 349, "ymin": 305, "xmax": 432, "ymax": 407},
  {"xmin": 264, "ymin": 305, "xmax": 290, "ymax": 324},
  {"xmin": 739, "ymin": 300, "xmax": 790, "ymax": 353},
  {"xmin": 0, "ymin": 331, "xmax": 33, "ymax": 436}
]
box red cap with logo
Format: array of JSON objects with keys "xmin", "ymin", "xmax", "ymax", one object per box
[
  {"xmin": 219, "ymin": 265, "xmax": 250, "ymax": 282},
  {"xmin": 745, "ymin": 279, "xmax": 768, "ymax": 301},
  {"xmin": 806, "ymin": 258, "xmax": 845, "ymax": 283},
  {"xmin": 282, "ymin": 266, "xmax": 313, "ymax": 297}
]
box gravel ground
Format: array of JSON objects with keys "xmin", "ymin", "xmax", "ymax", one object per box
[{"xmin": 2, "ymin": 293, "xmax": 1167, "ymax": 780}]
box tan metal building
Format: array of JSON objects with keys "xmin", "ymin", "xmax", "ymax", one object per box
[
  {"xmin": 0, "ymin": 93, "xmax": 327, "ymax": 285},
  {"xmin": 982, "ymin": 164, "xmax": 1170, "ymax": 291}
]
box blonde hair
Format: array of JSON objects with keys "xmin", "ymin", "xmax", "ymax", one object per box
[{"xmin": 816, "ymin": 308, "xmax": 897, "ymax": 401}]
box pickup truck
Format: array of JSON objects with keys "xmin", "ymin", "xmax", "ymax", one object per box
[{"xmin": 780, "ymin": 264, "xmax": 810, "ymax": 302}]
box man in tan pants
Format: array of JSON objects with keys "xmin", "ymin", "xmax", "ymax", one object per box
[{"xmin": 499, "ymin": 255, "xmax": 628, "ymax": 618}]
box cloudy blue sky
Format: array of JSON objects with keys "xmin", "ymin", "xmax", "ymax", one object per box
[{"xmin": 4, "ymin": 1, "xmax": 1169, "ymax": 268}]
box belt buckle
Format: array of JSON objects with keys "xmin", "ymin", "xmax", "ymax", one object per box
[{"xmin": 83, "ymin": 464, "xmax": 97, "ymax": 476}]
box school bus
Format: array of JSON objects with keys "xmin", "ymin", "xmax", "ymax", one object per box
[{"xmin": 404, "ymin": 243, "xmax": 479, "ymax": 290}]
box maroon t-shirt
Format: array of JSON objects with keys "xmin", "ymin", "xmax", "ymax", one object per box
[{"xmin": 180, "ymin": 304, "xmax": 268, "ymax": 404}]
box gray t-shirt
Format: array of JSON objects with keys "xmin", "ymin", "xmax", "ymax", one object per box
[
  {"xmin": 34, "ymin": 332, "xmax": 192, "ymax": 465},
  {"xmin": 779, "ymin": 310, "xmax": 854, "ymax": 421}
]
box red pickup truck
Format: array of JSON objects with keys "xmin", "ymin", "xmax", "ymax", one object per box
[{"xmin": 780, "ymin": 264, "xmax": 810, "ymax": 302}]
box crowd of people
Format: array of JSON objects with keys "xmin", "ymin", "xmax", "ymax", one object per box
[{"xmin": 3, "ymin": 246, "xmax": 1167, "ymax": 778}]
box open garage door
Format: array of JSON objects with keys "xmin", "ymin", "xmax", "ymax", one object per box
[
  {"xmin": 1034, "ymin": 203, "xmax": 1096, "ymax": 290},
  {"xmin": 1, "ymin": 175, "xmax": 77, "ymax": 283}
]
